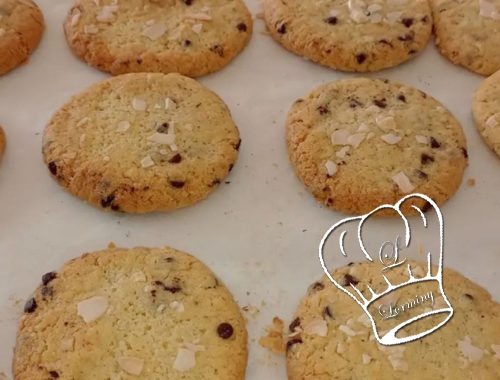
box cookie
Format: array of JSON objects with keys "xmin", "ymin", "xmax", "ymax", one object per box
[
  {"xmin": 430, "ymin": 0, "xmax": 500, "ymax": 76},
  {"xmin": 64, "ymin": 0, "xmax": 252, "ymax": 77},
  {"xmin": 286, "ymin": 78, "xmax": 468, "ymax": 216},
  {"xmin": 473, "ymin": 69, "xmax": 500, "ymax": 157},
  {"xmin": 42, "ymin": 72, "xmax": 240, "ymax": 213},
  {"xmin": 0, "ymin": 125, "xmax": 5, "ymax": 160},
  {"xmin": 0, "ymin": 0, "xmax": 44, "ymax": 76},
  {"xmin": 13, "ymin": 246, "xmax": 248, "ymax": 379},
  {"xmin": 286, "ymin": 260, "xmax": 500, "ymax": 379},
  {"xmin": 263, "ymin": 0, "xmax": 432, "ymax": 72}
]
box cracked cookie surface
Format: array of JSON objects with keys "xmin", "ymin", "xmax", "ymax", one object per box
[
  {"xmin": 42, "ymin": 72, "xmax": 240, "ymax": 213},
  {"xmin": 14, "ymin": 246, "xmax": 248, "ymax": 380},
  {"xmin": 287, "ymin": 260, "xmax": 500, "ymax": 380},
  {"xmin": 0, "ymin": 0, "xmax": 44, "ymax": 75},
  {"xmin": 64, "ymin": 0, "xmax": 252, "ymax": 77},
  {"xmin": 286, "ymin": 78, "xmax": 468, "ymax": 216},
  {"xmin": 263, "ymin": 0, "xmax": 432, "ymax": 72}
]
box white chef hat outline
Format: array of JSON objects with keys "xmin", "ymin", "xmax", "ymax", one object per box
[{"xmin": 318, "ymin": 193, "xmax": 454, "ymax": 346}]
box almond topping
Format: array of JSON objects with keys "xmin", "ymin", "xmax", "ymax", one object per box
[
  {"xmin": 173, "ymin": 348, "xmax": 196, "ymax": 372},
  {"xmin": 84, "ymin": 24, "xmax": 99, "ymax": 34},
  {"xmin": 132, "ymin": 98, "xmax": 147, "ymax": 111},
  {"xmin": 458, "ymin": 336, "xmax": 484, "ymax": 363},
  {"xmin": 142, "ymin": 23, "xmax": 167, "ymax": 40},
  {"xmin": 141, "ymin": 155, "xmax": 155, "ymax": 168},
  {"xmin": 117, "ymin": 356, "xmax": 144, "ymax": 375},
  {"xmin": 304, "ymin": 318, "xmax": 328, "ymax": 337},
  {"xmin": 392, "ymin": 172, "xmax": 415, "ymax": 193},
  {"xmin": 325, "ymin": 160, "xmax": 338, "ymax": 177},
  {"xmin": 381, "ymin": 134, "xmax": 401, "ymax": 145},
  {"xmin": 116, "ymin": 121, "xmax": 130, "ymax": 133},
  {"xmin": 77, "ymin": 296, "xmax": 108, "ymax": 323}
]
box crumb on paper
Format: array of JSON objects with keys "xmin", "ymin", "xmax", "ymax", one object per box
[
  {"xmin": 259, "ymin": 317, "xmax": 285, "ymax": 354},
  {"xmin": 242, "ymin": 305, "xmax": 260, "ymax": 316},
  {"xmin": 0, "ymin": 371, "xmax": 7, "ymax": 379},
  {"xmin": 417, "ymin": 242, "xmax": 424, "ymax": 257},
  {"xmin": 108, "ymin": 242, "xmax": 116, "ymax": 249},
  {"xmin": 467, "ymin": 178, "xmax": 476, "ymax": 187}
]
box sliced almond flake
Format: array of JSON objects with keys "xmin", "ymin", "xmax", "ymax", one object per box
[
  {"xmin": 130, "ymin": 271, "xmax": 146, "ymax": 282},
  {"xmin": 357, "ymin": 123, "xmax": 370, "ymax": 133},
  {"xmin": 103, "ymin": 155, "xmax": 110, "ymax": 162},
  {"xmin": 71, "ymin": 11, "xmax": 81, "ymax": 26},
  {"xmin": 367, "ymin": 4, "xmax": 382, "ymax": 12},
  {"xmin": 185, "ymin": 343, "xmax": 205, "ymax": 352},
  {"xmin": 170, "ymin": 144, "xmax": 179, "ymax": 152},
  {"xmin": 165, "ymin": 97, "xmax": 177, "ymax": 110},
  {"xmin": 369, "ymin": 13, "xmax": 383, "ymax": 23},
  {"xmin": 366, "ymin": 132, "xmax": 375, "ymax": 140},
  {"xmin": 143, "ymin": 285, "xmax": 153, "ymax": 293},
  {"xmin": 331, "ymin": 130, "xmax": 351, "ymax": 145},
  {"xmin": 157, "ymin": 304, "xmax": 166, "ymax": 312},
  {"xmin": 458, "ymin": 336, "xmax": 484, "ymax": 363},
  {"xmin": 77, "ymin": 296, "xmax": 108, "ymax": 323},
  {"xmin": 385, "ymin": 11, "xmax": 403, "ymax": 24},
  {"xmin": 479, "ymin": 0, "xmax": 498, "ymax": 18},
  {"xmin": 330, "ymin": 9, "xmax": 340, "ymax": 17},
  {"xmin": 433, "ymin": 296, "xmax": 448, "ymax": 310},
  {"xmin": 336, "ymin": 342, "xmax": 345, "ymax": 354},
  {"xmin": 116, "ymin": 121, "xmax": 130, "ymax": 132},
  {"xmin": 170, "ymin": 301, "xmax": 185, "ymax": 313},
  {"xmin": 411, "ymin": 266, "xmax": 425, "ymax": 278},
  {"xmin": 142, "ymin": 23, "xmax": 167, "ymax": 40},
  {"xmin": 159, "ymin": 149, "xmax": 168, "ymax": 155},
  {"xmin": 325, "ymin": 160, "xmax": 338, "ymax": 177},
  {"xmin": 84, "ymin": 24, "xmax": 99, "ymax": 34},
  {"xmin": 60, "ymin": 337, "xmax": 74, "ymax": 352},
  {"xmin": 415, "ymin": 135, "xmax": 428, "ymax": 144},
  {"xmin": 141, "ymin": 155, "xmax": 155, "ymax": 168},
  {"xmin": 388, "ymin": 356, "xmax": 408, "ymax": 371},
  {"xmin": 486, "ymin": 116, "xmax": 498, "ymax": 128},
  {"xmin": 336, "ymin": 146, "xmax": 351, "ymax": 159},
  {"xmin": 185, "ymin": 13, "xmax": 212, "ymax": 21},
  {"xmin": 77, "ymin": 117, "xmax": 89, "ymax": 127},
  {"xmin": 348, "ymin": 133, "xmax": 365, "ymax": 148},
  {"xmin": 376, "ymin": 115, "xmax": 397, "ymax": 131},
  {"xmin": 96, "ymin": 5, "xmax": 118, "ymax": 22},
  {"xmin": 147, "ymin": 133, "xmax": 176, "ymax": 145},
  {"xmin": 304, "ymin": 318, "xmax": 328, "ymax": 337},
  {"xmin": 168, "ymin": 29, "xmax": 182, "ymax": 41},
  {"xmin": 173, "ymin": 348, "xmax": 196, "ymax": 372},
  {"xmin": 357, "ymin": 313, "xmax": 371, "ymax": 328},
  {"xmin": 339, "ymin": 325, "xmax": 357, "ymax": 337},
  {"xmin": 381, "ymin": 134, "xmax": 401, "ymax": 145},
  {"xmin": 132, "ymin": 98, "xmax": 147, "ymax": 111},
  {"xmin": 436, "ymin": 106, "xmax": 446, "ymax": 113},
  {"xmin": 346, "ymin": 318, "xmax": 356, "ymax": 328},
  {"xmin": 491, "ymin": 344, "xmax": 500, "ymax": 359},
  {"xmin": 63, "ymin": 152, "xmax": 77, "ymax": 160},
  {"xmin": 392, "ymin": 172, "xmax": 415, "ymax": 193},
  {"xmin": 192, "ymin": 23, "xmax": 203, "ymax": 33},
  {"xmin": 362, "ymin": 354, "xmax": 372, "ymax": 365},
  {"xmin": 117, "ymin": 356, "xmax": 144, "ymax": 376}
]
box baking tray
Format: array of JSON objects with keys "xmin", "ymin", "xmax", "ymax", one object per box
[{"xmin": 1, "ymin": 1, "xmax": 500, "ymax": 378}]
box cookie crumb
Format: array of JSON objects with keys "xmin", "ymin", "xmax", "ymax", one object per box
[
  {"xmin": 467, "ymin": 178, "xmax": 476, "ymax": 187},
  {"xmin": 259, "ymin": 317, "xmax": 285, "ymax": 354},
  {"xmin": 108, "ymin": 242, "xmax": 116, "ymax": 249}
]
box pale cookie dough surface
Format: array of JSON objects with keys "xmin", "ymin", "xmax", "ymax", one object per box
[
  {"xmin": 64, "ymin": 0, "xmax": 253, "ymax": 77},
  {"xmin": 0, "ymin": 125, "xmax": 5, "ymax": 159},
  {"xmin": 430, "ymin": 0, "xmax": 500, "ymax": 76},
  {"xmin": 0, "ymin": 0, "xmax": 45, "ymax": 76},
  {"xmin": 13, "ymin": 246, "xmax": 248, "ymax": 380},
  {"xmin": 287, "ymin": 260, "xmax": 500, "ymax": 380},
  {"xmin": 473, "ymin": 69, "xmax": 500, "ymax": 157},
  {"xmin": 286, "ymin": 78, "xmax": 468, "ymax": 216},
  {"xmin": 42, "ymin": 73, "xmax": 240, "ymax": 213},
  {"xmin": 263, "ymin": 0, "xmax": 432, "ymax": 72}
]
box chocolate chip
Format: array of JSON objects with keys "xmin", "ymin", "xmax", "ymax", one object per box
[
  {"xmin": 209, "ymin": 179, "xmax": 221, "ymax": 187},
  {"xmin": 210, "ymin": 45, "xmax": 224, "ymax": 57},
  {"xmin": 237, "ymin": 22, "xmax": 247, "ymax": 31},
  {"xmin": 101, "ymin": 194, "xmax": 115, "ymax": 208},
  {"xmin": 294, "ymin": 99, "xmax": 304, "ymax": 104},
  {"xmin": 324, "ymin": 16, "xmax": 337, "ymax": 25},
  {"xmin": 341, "ymin": 274, "xmax": 359, "ymax": 286},
  {"xmin": 415, "ymin": 169, "xmax": 428, "ymax": 179},
  {"xmin": 277, "ymin": 24, "xmax": 287, "ymax": 34},
  {"xmin": 24, "ymin": 298, "xmax": 37, "ymax": 313},
  {"xmin": 170, "ymin": 181, "xmax": 185, "ymax": 188},
  {"xmin": 356, "ymin": 53, "xmax": 367, "ymax": 64},
  {"xmin": 151, "ymin": 289, "xmax": 157, "ymax": 298},
  {"xmin": 286, "ymin": 338, "xmax": 303, "ymax": 351},
  {"xmin": 183, "ymin": 39, "xmax": 192, "ymax": 47},
  {"xmin": 111, "ymin": 204, "xmax": 120, "ymax": 212},
  {"xmin": 323, "ymin": 306, "xmax": 333, "ymax": 319},
  {"xmin": 137, "ymin": 58, "xmax": 143, "ymax": 64},
  {"xmin": 347, "ymin": 262, "xmax": 354, "ymax": 266},
  {"xmin": 326, "ymin": 198, "xmax": 334, "ymax": 206},
  {"xmin": 41, "ymin": 286, "xmax": 54, "ymax": 299},
  {"xmin": 233, "ymin": 139, "xmax": 242, "ymax": 151},
  {"xmin": 421, "ymin": 15, "xmax": 429, "ymax": 23},
  {"xmin": 461, "ymin": 147, "xmax": 468, "ymax": 158},
  {"xmin": 157, "ymin": 122, "xmax": 169, "ymax": 134},
  {"xmin": 168, "ymin": 153, "xmax": 182, "ymax": 164},
  {"xmin": 465, "ymin": 293, "xmax": 474, "ymax": 300},
  {"xmin": 311, "ymin": 282, "xmax": 325, "ymax": 291},
  {"xmin": 217, "ymin": 322, "xmax": 234, "ymax": 339},
  {"xmin": 154, "ymin": 280, "xmax": 181, "ymax": 293},
  {"xmin": 398, "ymin": 34, "xmax": 413, "ymax": 42},
  {"xmin": 228, "ymin": 163, "xmax": 234, "ymax": 172},
  {"xmin": 48, "ymin": 162, "xmax": 58, "ymax": 176},
  {"xmin": 402, "ymin": 18, "xmax": 414, "ymax": 27},
  {"xmin": 430, "ymin": 137, "xmax": 441, "ymax": 149},
  {"xmin": 42, "ymin": 272, "xmax": 57, "ymax": 286},
  {"xmin": 379, "ymin": 39, "xmax": 393, "ymax": 47},
  {"xmin": 421, "ymin": 153, "xmax": 435, "ymax": 165},
  {"xmin": 349, "ymin": 99, "xmax": 362, "ymax": 108},
  {"xmin": 317, "ymin": 106, "xmax": 329, "ymax": 115},
  {"xmin": 397, "ymin": 94, "xmax": 406, "ymax": 102},
  {"xmin": 409, "ymin": 50, "xmax": 417, "ymax": 55},
  {"xmin": 49, "ymin": 371, "xmax": 60, "ymax": 378},
  {"xmin": 422, "ymin": 201, "xmax": 433, "ymax": 213},
  {"xmin": 165, "ymin": 257, "xmax": 174, "ymax": 262},
  {"xmin": 289, "ymin": 317, "xmax": 301, "ymax": 332},
  {"xmin": 373, "ymin": 99, "xmax": 387, "ymax": 108}
]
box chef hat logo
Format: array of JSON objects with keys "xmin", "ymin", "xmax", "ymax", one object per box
[{"xmin": 319, "ymin": 193, "xmax": 454, "ymax": 346}]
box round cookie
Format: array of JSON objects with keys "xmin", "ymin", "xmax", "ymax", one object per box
[
  {"xmin": 0, "ymin": 0, "xmax": 44, "ymax": 76},
  {"xmin": 64, "ymin": 0, "xmax": 252, "ymax": 77},
  {"xmin": 286, "ymin": 78, "xmax": 468, "ymax": 216},
  {"xmin": 42, "ymin": 72, "xmax": 240, "ymax": 213},
  {"xmin": 0, "ymin": 125, "xmax": 5, "ymax": 160},
  {"xmin": 430, "ymin": 0, "xmax": 500, "ymax": 76},
  {"xmin": 286, "ymin": 260, "xmax": 500, "ymax": 379},
  {"xmin": 263, "ymin": 0, "xmax": 432, "ymax": 72},
  {"xmin": 13, "ymin": 246, "xmax": 248, "ymax": 379},
  {"xmin": 473, "ymin": 69, "xmax": 500, "ymax": 157}
]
